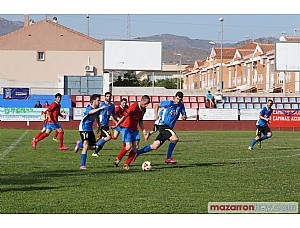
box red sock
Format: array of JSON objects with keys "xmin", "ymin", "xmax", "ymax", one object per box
[
  {"xmin": 53, "ymin": 130, "xmax": 59, "ymax": 139},
  {"xmin": 117, "ymin": 146, "xmax": 129, "ymax": 161},
  {"xmin": 36, "ymin": 132, "xmax": 49, "ymax": 142},
  {"xmin": 34, "ymin": 131, "xmax": 43, "ymax": 140},
  {"xmin": 124, "ymin": 150, "xmax": 136, "ymax": 166},
  {"xmin": 58, "ymin": 131, "xmax": 64, "ymax": 147}
]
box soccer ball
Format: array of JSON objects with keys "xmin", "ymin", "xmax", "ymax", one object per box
[{"xmin": 142, "ymin": 161, "xmax": 152, "ymax": 171}]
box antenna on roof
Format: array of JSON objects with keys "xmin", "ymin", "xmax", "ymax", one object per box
[{"xmin": 87, "ymin": 14, "xmax": 90, "ymax": 37}]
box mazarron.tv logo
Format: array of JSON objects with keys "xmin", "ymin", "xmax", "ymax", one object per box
[{"xmin": 208, "ymin": 202, "xmax": 298, "ymax": 213}]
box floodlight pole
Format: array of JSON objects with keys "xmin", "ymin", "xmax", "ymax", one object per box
[{"xmin": 219, "ymin": 17, "xmax": 224, "ymax": 90}]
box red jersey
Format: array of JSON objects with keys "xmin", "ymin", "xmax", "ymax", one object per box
[
  {"xmin": 120, "ymin": 102, "xmax": 146, "ymax": 130},
  {"xmin": 115, "ymin": 105, "xmax": 128, "ymax": 119},
  {"xmin": 47, "ymin": 101, "xmax": 61, "ymax": 123}
]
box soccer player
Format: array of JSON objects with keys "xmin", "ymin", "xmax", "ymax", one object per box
[
  {"xmin": 134, "ymin": 91, "xmax": 187, "ymax": 164},
  {"xmin": 75, "ymin": 94, "xmax": 106, "ymax": 170},
  {"xmin": 111, "ymin": 97, "xmax": 129, "ymax": 140},
  {"xmin": 33, "ymin": 111, "xmax": 60, "ymax": 142},
  {"xmin": 92, "ymin": 92, "xmax": 118, "ymax": 157},
  {"xmin": 248, "ymin": 99, "xmax": 274, "ymax": 150},
  {"xmin": 144, "ymin": 107, "xmax": 164, "ymax": 141},
  {"xmin": 112, "ymin": 95, "xmax": 150, "ymax": 170},
  {"xmin": 31, "ymin": 93, "xmax": 68, "ymax": 151}
]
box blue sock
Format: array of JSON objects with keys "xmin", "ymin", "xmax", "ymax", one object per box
[
  {"xmin": 80, "ymin": 154, "xmax": 87, "ymax": 166},
  {"xmin": 79, "ymin": 141, "xmax": 83, "ymax": 148},
  {"xmin": 167, "ymin": 142, "xmax": 176, "ymax": 159},
  {"xmin": 260, "ymin": 135, "xmax": 269, "ymax": 141},
  {"xmin": 137, "ymin": 145, "xmax": 152, "ymax": 155},
  {"xmin": 250, "ymin": 139, "xmax": 257, "ymax": 148},
  {"xmin": 96, "ymin": 138, "xmax": 106, "ymax": 147}
]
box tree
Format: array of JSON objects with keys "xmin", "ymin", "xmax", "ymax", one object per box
[
  {"xmin": 113, "ymin": 71, "xmax": 140, "ymax": 87},
  {"xmin": 155, "ymin": 78, "xmax": 178, "ymax": 89}
]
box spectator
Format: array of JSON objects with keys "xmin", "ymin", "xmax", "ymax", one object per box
[
  {"xmin": 214, "ymin": 89, "xmax": 225, "ymax": 104},
  {"xmin": 34, "ymin": 100, "xmax": 42, "ymax": 108},
  {"xmin": 43, "ymin": 101, "xmax": 50, "ymax": 108},
  {"xmin": 205, "ymin": 91, "xmax": 215, "ymax": 108}
]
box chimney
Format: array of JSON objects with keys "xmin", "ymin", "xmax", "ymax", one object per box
[
  {"xmin": 53, "ymin": 17, "xmax": 58, "ymax": 23},
  {"xmin": 24, "ymin": 14, "xmax": 29, "ymax": 27}
]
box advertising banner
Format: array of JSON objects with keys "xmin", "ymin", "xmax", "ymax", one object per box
[
  {"xmin": 199, "ymin": 109, "xmax": 238, "ymax": 120},
  {"xmin": 239, "ymin": 109, "xmax": 261, "ymax": 120},
  {"xmin": 0, "ymin": 107, "xmax": 70, "ymax": 121},
  {"xmin": 269, "ymin": 109, "xmax": 300, "ymax": 127},
  {"xmin": 3, "ymin": 88, "xmax": 30, "ymax": 99}
]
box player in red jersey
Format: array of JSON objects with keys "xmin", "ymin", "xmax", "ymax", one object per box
[
  {"xmin": 33, "ymin": 110, "xmax": 59, "ymax": 142},
  {"xmin": 31, "ymin": 93, "xmax": 69, "ymax": 151},
  {"xmin": 111, "ymin": 98, "xmax": 128, "ymax": 140},
  {"xmin": 111, "ymin": 95, "xmax": 150, "ymax": 170}
]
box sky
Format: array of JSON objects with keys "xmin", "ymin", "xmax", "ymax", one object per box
[
  {"xmin": 1, "ymin": 1, "xmax": 300, "ymax": 44},
  {"xmin": 2, "ymin": 14, "xmax": 300, "ymax": 44}
]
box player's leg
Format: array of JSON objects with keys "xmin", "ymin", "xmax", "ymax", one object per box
[
  {"xmin": 115, "ymin": 129, "xmax": 132, "ymax": 167},
  {"xmin": 53, "ymin": 130, "xmax": 59, "ymax": 142},
  {"xmin": 33, "ymin": 126, "xmax": 46, "ymax": 140},
  {"xmin": 32, "ymin": 125, "xmax": 52, "ymax": 150},
  {"xmin": 165, "ymin": 130, "xmax": 179, "ymax": 164},
  {"xmin": 56, "ymin": 124, "xmax": 68, "ymax": 150},
  {"xmin": 111, "ymin": 126, "xmax": 122, "ymax": 140},
  {"xmin": 80, "ymin": 131, "xmax": 95, "ymax": 170},
  {"xmin": 123, "ymin": 132, "xmax": 140, "ymax": 169},
  {"xmin": 248, "ymin": 126, "xmax": 261, "ymax": 150},
  {"xmin": 93, "ymin": 127, "xmax": 111, "ymax": 156}
]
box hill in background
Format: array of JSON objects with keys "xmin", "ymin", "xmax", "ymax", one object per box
[{"xmin": 0, "ymin": 17, "xmax": 279, "ymax": 65}]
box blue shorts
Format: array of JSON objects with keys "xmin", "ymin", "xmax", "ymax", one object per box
[
  {"xmin": 122, "ymin": 128, "xmax": 140, "ymax": 143},
  {"xmin": 114, "ymin": 126, "xmax": 123, "ymax": 132},
  {"xmin": 46, "ymin": 122, "xmax": 62, "ymax": 131}
]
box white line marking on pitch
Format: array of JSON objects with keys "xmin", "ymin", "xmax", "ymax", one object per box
[{"xmin": 0, "ymin": 130, "xmax": 29, "ymax": 159}]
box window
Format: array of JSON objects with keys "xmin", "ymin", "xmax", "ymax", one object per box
[{"xmin": 37, "ymin": 51, "xmax": 45, "ymax": 61}]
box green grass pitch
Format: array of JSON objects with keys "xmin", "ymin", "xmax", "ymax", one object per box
[{"xmin": 0, "ymin": 129, "xmax": 299, "ymax": 213}]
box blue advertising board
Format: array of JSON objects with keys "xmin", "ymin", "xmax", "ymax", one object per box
[{"xmin": 3, "ymin": 88, "xmax": 30, "ymax": 99}]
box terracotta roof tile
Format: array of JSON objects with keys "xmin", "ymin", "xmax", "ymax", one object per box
[{"xmin": 283, "ymin": 36, "xmax": 300, "ymax": 42}]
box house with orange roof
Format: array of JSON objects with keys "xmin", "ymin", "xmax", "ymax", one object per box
[
  {"xmin": 0, "ymin": 15, "xmax": 103, "ymax": 94},
  {"xmin": 184, "ymin": 37, "xmax": 300, "ymax": 94}
]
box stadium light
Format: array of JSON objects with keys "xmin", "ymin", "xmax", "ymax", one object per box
[
  {"xmin": 209, "ymin": 41, "xmax": 216, "ymax": 88},
  {"xmin": 219, "ymin": 17, "xmax": 224, "ymax": 90},
  {"xmin": 176, "ymin": 53, "xmax": 182, "ymax": 90}
]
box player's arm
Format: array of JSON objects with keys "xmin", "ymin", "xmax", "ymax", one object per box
[
  {"xmin": 95, "ymin": 115, "xmax": 101, "ymax": 133},
  {"xmin": 88, "ymin": 106, "xmax": 106, "ymax": 115},
  {"xmin": 181, "ymin": 104, "xmax": 187, "ymax": 120},
  {"xmin": 111, "ymin": 111, "xmax": 119, "ymax": 125},
  {"xmin": 154, "ymin": 103, "xmax": 160, "ymax": 120},
  {"xmin": 111, "ymin": 116, "xmax": 126, "ymax": 129},
  {"xmin": 259, "ymin": 114, "xmax": 270, "ymax": 123},
  {"xmin": 138, "ymin": 119, "xmax": 148, "ymax": 140}
]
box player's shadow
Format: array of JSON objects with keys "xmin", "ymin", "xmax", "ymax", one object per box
[
  {"xmin": 0, "ymin": 186, "xmax": 60, "ymax": 193},
  {"xmin": 276, "ymin": 147, "xmax": 300, "ymax": 151},
  {"xmin": 150, "ymin": 160, "xmax": 238, "ymax": 171}
]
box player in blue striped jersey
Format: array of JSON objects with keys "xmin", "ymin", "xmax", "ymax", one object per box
[
  {"xmin": 248, "ymin": 99, "xmax": 274, "ymax": 150},
  {"xmin": 92, "ymin": 92, "xmax": 118, "ymax": 157},
  {"xmin": 135, "ymin": 91, "xmax": 187, "ymax": 164},
  {"xmin": 76, "ymin": 94, "xmax": 106, "ymax": 170}
]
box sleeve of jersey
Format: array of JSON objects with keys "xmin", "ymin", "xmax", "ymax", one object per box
[
  {"xmin": 181, "ymin": 104, "xmax": 187, "ymax": 115},
  {"xmin": 46, "ymin": 103, "xmax": 56, "ymax": 112},
  {"xmin": 83, "ymin": 105, "xmax": 92, "ymax": 116},
  {"xmin": 112, "ymin": 104, "xmax": 116, "ymax": 114},
  {"xmin": 259, "ymin": 108, "xmax": 265, "ymax": 116},
  {"xmin": 123, "ymin": 103, "xmax": 135, "ymax": 117},
  {"xmin": 160, "ymin": 100, "xmax": 171, "ymax": 107}
]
